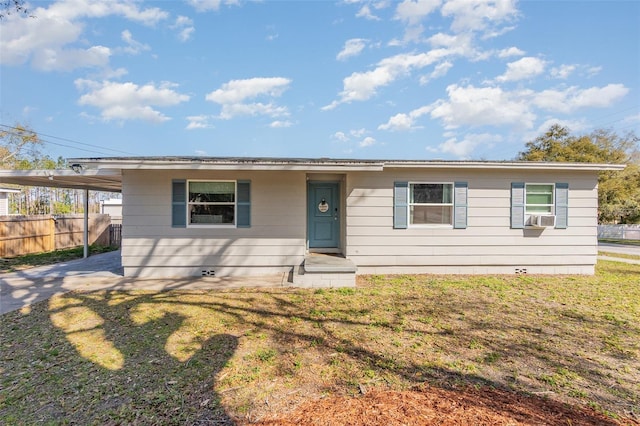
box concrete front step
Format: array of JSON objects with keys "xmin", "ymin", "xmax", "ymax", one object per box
[{"xmin": 291, "ymin": 255, "xmax": 357, "ymax": 288}]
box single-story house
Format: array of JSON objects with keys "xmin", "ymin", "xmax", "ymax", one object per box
[{"xmin": 51, "ymin": 156, "xmax": 621, "ymax": 286}]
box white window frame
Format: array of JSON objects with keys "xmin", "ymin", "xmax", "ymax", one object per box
[
  {"xmin": 408, "ymin": 182, "xmax": 454, "ymax": 228},
  {"xmin": 187, "ymin": 179, "xmax": 237, "ymax": 228},
  {"xmin": 525, "ymin": 183, "xmax": 555, "ymax": 216}
]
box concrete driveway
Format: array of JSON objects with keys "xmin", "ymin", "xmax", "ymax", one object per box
[{"xmin": 0, "ymin": 250, "xmax": 286, "ymax": 315}]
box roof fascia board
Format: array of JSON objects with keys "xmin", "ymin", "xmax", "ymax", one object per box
[
  {"xmin": 382, "ymin": 161, "xmax": 626, "ymax": 171},
  {"xmin": 70, "ymin": 160, "xmax": 385, "ymax": 172},
  {"xmin": 68, "ymin": 158, "xmax": 625, "ymax": 172}
]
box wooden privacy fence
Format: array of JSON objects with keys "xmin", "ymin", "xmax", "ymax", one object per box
[
  {"xmin": 110, "ymin": 224, "xmax": 122, "ymax": 248},
  {"xmin": 0, "ymin": 214, "xmax": 113, "ymax": 258}
]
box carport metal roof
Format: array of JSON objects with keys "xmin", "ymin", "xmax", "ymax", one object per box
[
  {"xmin": 0, "ymin": 168, "xmax": 121, "ymax": 260},
  {"xmin": 0, "ymin": 169, "xmax": 121, "ymax": 192}
]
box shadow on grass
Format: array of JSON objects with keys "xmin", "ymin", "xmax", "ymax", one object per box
[
  {"xmin": 0, "ymin": 292, "xmax": 237, "ymax": 425},
  {"xmin": 1, "ymin": 279, "xmax": 635, "ymax": 425}
]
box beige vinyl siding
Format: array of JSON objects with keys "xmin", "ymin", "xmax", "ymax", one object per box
[
  {"xmin": 121, "ymin": 169, "xmax": 306, "ymax": 277},
  {"xmin": 346, "ymin": 169, "xmax": 598, "ymax": 274}
]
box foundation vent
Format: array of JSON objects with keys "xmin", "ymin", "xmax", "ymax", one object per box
[
  {"xmin": 201, "ymin": 269, "xmax": 215, "ymax": 277},
  {"xmin": 515, "ymin": 268, "xmax": 527, "ymax": 275}
]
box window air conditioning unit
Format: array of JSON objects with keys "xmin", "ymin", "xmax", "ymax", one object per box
[{"xmin": 530, "ymin": 214, "xmax": 556, "ymax": 228}]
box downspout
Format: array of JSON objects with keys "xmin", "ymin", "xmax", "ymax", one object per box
[{"xmin": 84, "ymin": 188, "xmax": 89, "ymax": 258}]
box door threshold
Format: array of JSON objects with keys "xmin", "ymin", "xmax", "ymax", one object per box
[{"xmin": 308, "ymin": 248, "xmax": 342, "ymax": 255}]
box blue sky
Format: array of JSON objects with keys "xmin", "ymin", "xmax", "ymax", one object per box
[{"xmin": 1, "ymin": 0, "xmax": 639, "ymax": 161}]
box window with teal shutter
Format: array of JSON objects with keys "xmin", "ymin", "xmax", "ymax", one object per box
[
  {"xmin": 393, "ymin": 181, "xmax": 408, "ymax": 229},
  {"xmin": 237, "ymin": 180, "xmax": 251, "ymax": 228},
  {"xmin": 394, "ymin": 181, "xmax": 467, "ymax": 228},
  {"xmin": 453, "ymin": 182, "xmax": 468, "ymax": 229},
  {"xmin": 555, "ymin": 183, "xmax": 568, "ymax": 229},
  {"xmin": 172, "ymin": 179, "xmax": 187, "ymax": 228},
  {"xmin": 511, "ymin": 182, "xmax": 525, "ymax": 229}
]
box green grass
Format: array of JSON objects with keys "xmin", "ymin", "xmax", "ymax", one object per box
[
  {"xmin": 1, "ymin": 261, "xmax": 638, "ymax": 424},
  {"xmin": 599, "ymin": 251, "xmax": 640, "ymax": 261},
  {"xmin": 0, "ymin": 245, "xmax": 118, "ymax": 273}
]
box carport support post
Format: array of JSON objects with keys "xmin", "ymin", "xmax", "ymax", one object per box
[{"xmin": 83, "ymin": 189, "xmax": 89, "ymax": 258}]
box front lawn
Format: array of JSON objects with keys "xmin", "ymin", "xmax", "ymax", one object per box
[{"xmin": 1, "ymin": 260, "xmax": 638, "ymax": 424}]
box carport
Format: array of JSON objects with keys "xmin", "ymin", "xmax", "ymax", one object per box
[{"xmin": 0, "ymin": 167, "xmax": 122, "ymax": 258}]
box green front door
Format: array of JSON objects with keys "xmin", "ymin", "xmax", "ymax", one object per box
[{"xmin": 308, "ymin": 182, "xmax": 340, "ymax": 249}]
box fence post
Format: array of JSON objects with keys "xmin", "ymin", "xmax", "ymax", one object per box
[{"xmin": 49, "ymin": 216, "xmax": 56, "ymax": 251}]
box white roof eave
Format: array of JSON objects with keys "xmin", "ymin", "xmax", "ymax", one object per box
[
  {"xmin": 381, "ymin": 161, "xmax": 626, "ymax": 171},
  {"xmin": 69, "ymin": 157, "xmax": 626, "ymax": 173}
]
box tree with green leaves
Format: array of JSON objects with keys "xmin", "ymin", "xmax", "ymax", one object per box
[
  {"xmin": 0, "ymin": 123, "xmax": 44, "ymax": 169},
  {"xmin": 517, "ymin": 124, "xmax": 640, "ymax": 224},
  {"xmin": 0, "ymin": 0, "xmax": 29, "ymax": 19}
]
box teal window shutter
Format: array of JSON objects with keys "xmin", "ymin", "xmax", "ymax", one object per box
[
  {"xmin": 172, "ymin": 179, "xmax": 186, "ymax": 228},
  {"xmin": 555, "ymin": 183, "xmax": 568, "ymax": 229},
  {"xmin": 237, "ymin": 180, "xmax": 251, "ymax": 228},
  {"xmin": 394, "ymin": 181, "xmax": 408, "ymax": 229},
  {"xmin": 511, "ymin": 182, "xmax": 525, "ymax": 229},
  {"xmin": 453, "ymin": 181, "xmax": 468, "ymax": 229}
]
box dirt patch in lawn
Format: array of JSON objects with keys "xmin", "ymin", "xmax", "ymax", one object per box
[{"xmin": 256, "ymin": 384, "xmax": 638, "ymax": 425}]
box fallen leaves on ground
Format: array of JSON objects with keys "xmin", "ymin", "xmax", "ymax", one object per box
[{"xmin": 255, "ymin": 384, "xmax": 639, "ymax": 426}]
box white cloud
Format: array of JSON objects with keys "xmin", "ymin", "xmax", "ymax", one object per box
[
  {"xmin": 621, "ymin": 113, "xmax": 640, "ymax": 126},
  {"xmin": 497, "ymin": 46, "xmax": 524, "ymax": 58},
  {"xmin": 22, "ymin": 106, "xmax": 36, "ymax": 115},
  {"xmin": 356, "ymin": 5, "xmax": 381, "ymax": 20},
  {"xmin": 586, "ymin": 66, "xmax": 602, "ymax": 77},
  {"xmin": 395, "ymin": 0, "xmax": 440, "ymax": 25},
  {"xmin": 430, "ymin": 84, "xmax": 535, "ymax": 129},
  {"xmin": 523, "ymin": 118, "xmax": 588, "ymax": 142},
  {"xmin": 0, "ymin": 0, "xmax": 167, "ymax": 71},
  {"xmin": 186, "ymin": 115, "xmax": 213, "ymax": 130},
  {"xmin": 426, "ymin": 32, "xmax": 485, "ymax": 60},
  {"xmin": 430, "ymin": 133, "xmax": 499, "ymax": 159},
  {"xmin": 120, "ymin": 30, "xmax": 150, "ymax": 54},
  {"xmin": 270, "ymin": 120, "xmax": 293, "ymax": 128},
  {"xmin": 428, "ymin": 81, "xmax": 629, "ymax": 133},
  {"xmin": 359, "ymin": 136, "xmax": 376, "ymax": 147},
  {"xmin": 171, "ymin": 16, "xmax": 195, "ymax": 42},
  {"xmin": 441, "ymin": 0, "xmax": 519, "ymax": 34},
  {"xmin": 379, "ymin": 105, "xmax": 431, "ymax": 131},
  {"xmin": 532, "ymin": 84, "xmax": 629, "ymax": 113},
  {"xmin": 393, "ymin": 0, "xmax": 440, "ymax": 42},
  {"xmin": 496, "ymin": 56, "xmax": 546, "ymax": 82},
  {"xmin": 31, "ymin": 45, "xmax": 112, "ymax": 71},
  {"xmin": 550, "ymin": 64, "xmax": 576, "ymax": 79},
  {"xmin": 337, "ymin": 38, "xmax": 368, "ymax": 61},
  {"xmin": 206, "ymin": 77, "xmax": 291, "ymax": 104},
  {"xmin": 76, "ymin": 80, "xmax": 190, "ymax": 123},
  {"xmin": 323, "ymin": 50, "xmax": 449, "ymax": 109},
  {"xmin": 205, "ymin": 77, "xmax": 292, "ymax": 120},
  {"xmin": 90, "ymin": 67, "xmax": 129, "ymax": 80},
  {"xmin": 350, "ymin": 128, "xmax": 367, "ymax": 138},
  {"xmin": 187, "ymin": 0, "xmax": 239, "ymax": 12},
  {"xmin": 332, "ymin": 131, "xmax": 350, "ymax": 142},
  {"xmin": 217, "ymin": 103, "xmax": 289, "ymax": 120},
  {"xmin": 420, "ymin": 61, "xmax": 453, "ymax": 84}
]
